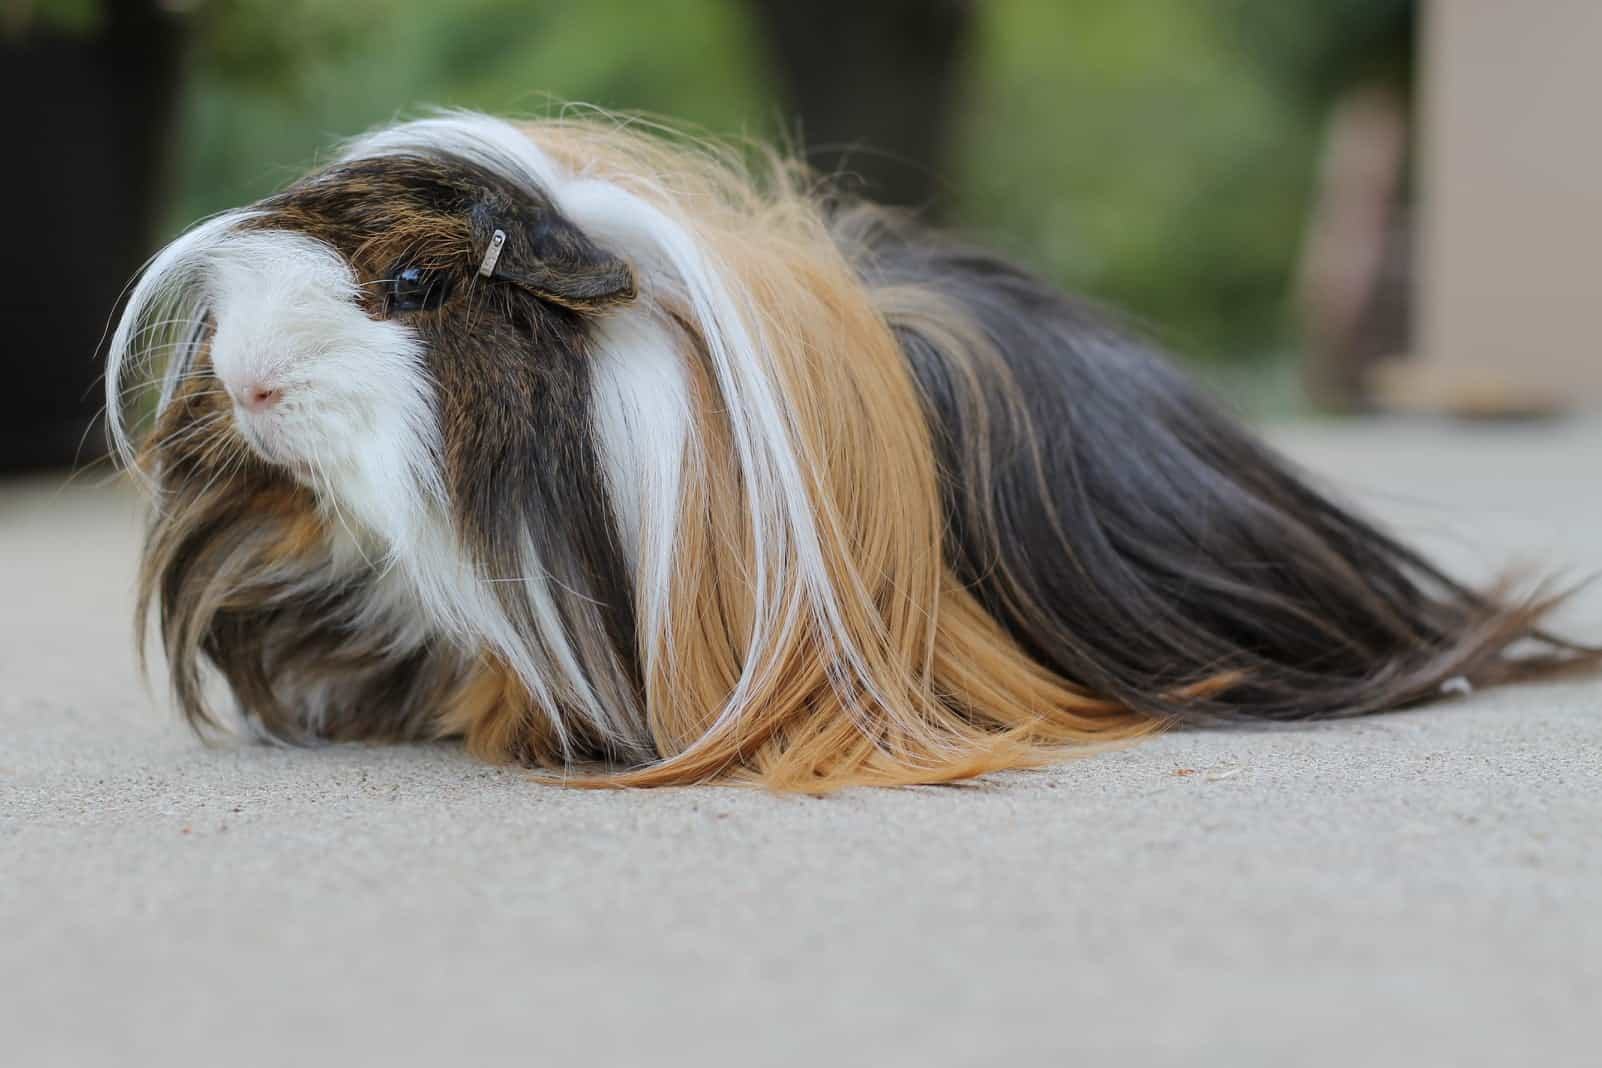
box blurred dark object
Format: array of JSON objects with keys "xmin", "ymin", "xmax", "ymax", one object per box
[
  {"xmin": 1, "ymin": 1, "xmax": 187, "ymax": 472},
  {"xmin": 1295, "ymin": 82, "xmax": 1411, "ymax": 411},
  {"xmin": 1219, "ymin": 0, "xmax": 1415, "ymax": 108},
  {"xmin": 746, "ymin": 0, "xmax": 973, "ymax": 214},
  {"xmin": 1223, "ymin": 0, "xmax": 1417, "ymax": 410}
]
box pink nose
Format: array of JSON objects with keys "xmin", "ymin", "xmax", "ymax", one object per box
[{"xmin": 236, "ymin": 383, "xmax": 283, "ymax": 413}]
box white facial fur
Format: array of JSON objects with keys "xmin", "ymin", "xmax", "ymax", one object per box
[
  {"xmin": 202, "ymin": 230, "xmax": 443, "ymax": 554},
  {"xmin": 203, "ymin": 228, "xmax": 438, "ymax": 502}
]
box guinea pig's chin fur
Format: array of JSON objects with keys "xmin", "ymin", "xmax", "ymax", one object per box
[{"xmin": 230, "ymin": 410, "xmax": 315, "ymax": 478}]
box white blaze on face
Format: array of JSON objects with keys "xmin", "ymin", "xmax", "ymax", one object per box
[{"xmin": 203, "ymin": 230, "xmax": 445, "ymax": 549}]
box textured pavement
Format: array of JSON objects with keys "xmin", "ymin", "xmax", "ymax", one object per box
[{"xmin": 3, "ymin": 417, "xmax": 1600, "ymax": 1067}]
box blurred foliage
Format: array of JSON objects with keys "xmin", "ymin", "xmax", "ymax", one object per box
[
  {"xmin": 155, "ymin": 0, "xmax": 1403, "ymax": 367},
  {"xmin": 175, "ymin": 0, "xmax": 771, "ymax": 226},
  {"xmin": 195, "ymin": 0, "xmax": 375, "ymax": 96},
  {"xmin": 955, "ymin": 1, "xmax": 1320, "ymax": 362},
  {"xmin": 1216, "ymin": 0, "xmax": 1415, "ymax": 108},
  {"xmin": 7, "ymin": 0, "xmax": 103, "ymax": 35}
]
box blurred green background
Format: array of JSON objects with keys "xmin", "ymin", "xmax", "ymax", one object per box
[{"xmin": 6, "ymin": 0, "xmax": 1412, "ymax": 468}]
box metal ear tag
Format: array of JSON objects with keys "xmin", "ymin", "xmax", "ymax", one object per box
[{"xmin": 478, "ymin": 229, "xmax": 507, "ymax": 278}]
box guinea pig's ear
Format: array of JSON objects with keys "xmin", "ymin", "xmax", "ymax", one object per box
[{"xmin": 474, "ymin": 203, "xmax": 635, "ymax": 312}]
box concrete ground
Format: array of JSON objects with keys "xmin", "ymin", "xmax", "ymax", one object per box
[{"xmin": 4, "ymin": 417, "xmax": 1600, "ymax": 1067}]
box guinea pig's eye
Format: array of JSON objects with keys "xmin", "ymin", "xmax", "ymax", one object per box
[{"xmin": 386, "ymin": 265, "xmax": 450, "ymax": 314}]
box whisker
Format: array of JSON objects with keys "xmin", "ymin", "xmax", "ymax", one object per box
[
  {"xmin": 311, "ymin": 449, "xmax": 379, "ymax": 573},
  {"xmin": 150, "ymin": 413, "xmax": 231, "ymax": 456},
  {"xmin": 123, "ymin": 317, "xmax": 211, "ymax": 341}
]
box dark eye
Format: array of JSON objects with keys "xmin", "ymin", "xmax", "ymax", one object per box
[{"xmin": 386, "ymin": 265, "xmax": 450, "ymax": 314}]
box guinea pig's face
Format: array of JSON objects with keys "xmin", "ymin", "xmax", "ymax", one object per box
[
  {"xmin": 199, "ymin": 224, "xmax": 420, "ymax": 472},
  {"xmin": 212, "ymin": 157, "xmax": 634, "ymax": 494}
]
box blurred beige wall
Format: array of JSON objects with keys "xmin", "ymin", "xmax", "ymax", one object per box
[{"xmin": 1419, "ymin": 0, "xmax": 1602, "ymax": 404}]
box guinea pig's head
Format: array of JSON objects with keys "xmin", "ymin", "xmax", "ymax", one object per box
[
  {"xmin": 227, "ymin": 155, "xmax": 632, "ymax": 465},
  {"xmin": 118, "ymin": 143, "xmax": 635, "ymax": 529},
  {"xmin": 108, "ymin": 118, "xmax": 656, "ymax": 749}
]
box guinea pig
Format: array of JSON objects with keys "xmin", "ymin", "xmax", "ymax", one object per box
[{"xmin": 105, "ymin": 110, "xmax": 1599, "ymax": 790}]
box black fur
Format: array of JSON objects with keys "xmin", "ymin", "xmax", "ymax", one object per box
[{"xmin": 846, "ymin": 212, "xmax": 1598, "ymax": 721}]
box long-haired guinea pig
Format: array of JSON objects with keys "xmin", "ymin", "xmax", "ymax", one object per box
[{"xmin": 106, "ymin": 111, "xmax": 1599, "ymax": 790}]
